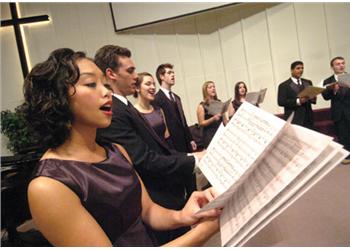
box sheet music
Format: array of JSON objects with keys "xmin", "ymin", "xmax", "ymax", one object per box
[
  {"xmin": 198, "ymin": 102, "xmax": 286, "ymax": 194},
  {"xmin": 257, "ymin": 88, "xmax": 267, "ymax": 104},
  {"xmin": 245, "ymin": 88, "xmax": 267, "ymax": 105},
  {"xmin": 207, "ymin": 100, "xmax": 224, "ymax": 116},
  {"xmin": 221, "ymin": 98, "xmax": 232, "ymax": 114},
  {"xmin": 195, "ymin": 101, "xmax": 348, "ymax": 246},
  {"xmin": 235, "ymin": 143, "xmax": 347, "ymax": 247},
  {"xmin": 297, "ymin": 86, "xmax": 325, "ymax": 98},
  {"xmin": 338, "ymin": 73, "xmax": 350, "ymax": 88},
  {"xmin": 220, "ymin": 125, "xmax": 338, "ymax": 246},
  {"xmin": 245, "ymin": 91, "xmax": 260, "ymax": 105}
]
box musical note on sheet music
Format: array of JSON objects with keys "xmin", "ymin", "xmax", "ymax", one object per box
[
  {"xmin": 196, "ymin": 102, "xmax": 348, "ymax": 247},
  {"xmin": 199, "ymin": 102, "xmax": 286, "ymax": 193},
  {"xmin": 219, "ymin": 124, "xmax": 333, "ymax": 246}
]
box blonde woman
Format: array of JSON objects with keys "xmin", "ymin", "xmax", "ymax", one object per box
[{"xmin": 196, "ymin": 81, "xmax": 223, "ymax": 148}]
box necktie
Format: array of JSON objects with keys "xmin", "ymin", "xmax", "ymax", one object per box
[
  {"xmin": 169, "ymin": 91, "xmax": 183, "ymax": 125},
  {"xmin": 169, "ymin": 91, "xmax": 175, "ymax": 103},
  {"xmin": 297, "ymin": 79, "xmax": 304, "ymax": 91}
]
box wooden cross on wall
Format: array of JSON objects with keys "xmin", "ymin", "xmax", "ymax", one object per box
[{"xmin": 1, "ymin": 3, "xmax": 49, "ymax": 78}]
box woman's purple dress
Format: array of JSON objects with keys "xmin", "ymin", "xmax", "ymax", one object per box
[{"xmin": 32, "ymin": 144, "xmax": 155, "ymax": 246}]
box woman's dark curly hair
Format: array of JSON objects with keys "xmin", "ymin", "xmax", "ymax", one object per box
[{"xmin": 21, "ymin": 48, "xmax": 86, "ymax": 150}]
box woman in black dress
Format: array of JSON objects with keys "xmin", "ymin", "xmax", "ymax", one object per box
[
  {"xmin": 224, "ymin": 81, "xmax": 248, "ymax": 124},
  {"xmin": 230, "ymin": 81, "xmax": 248, "ymax": 115},
  {"xmin": 23, "ymin": 48, "xmax": 220, "ymax": 247},
  {"xmin": 196, "ymin": 81, "xmax": 223, "ymax": 148},
  {"xmin": 133, "ymin": 72, "xmax": 173, "ymax": 148}
]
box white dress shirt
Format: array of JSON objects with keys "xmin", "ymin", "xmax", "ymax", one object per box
[
  {"xmin": 291, "ymin": 77, "xmax": 303, "ymax": 105},
  {"xmin": 112, "ymin": 93, "xmax": 128, "ymax": 106},
  {"xmin": 159, "ymin": 86, "xmax": 174, "ymax": 101}
]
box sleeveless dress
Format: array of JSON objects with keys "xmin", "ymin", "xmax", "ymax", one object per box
[
  {"xmin": 32, "ymin": 144, "xmax": 155, "ymax": 247},
  {"xmin": 200, "ymin": 101, "xmax": 222, "ymax": 148},
  {"xmin": 140, "ymin": 107, "xmax": 174, "ymax": 149},
  {"xmin": 232, "ymin": 99, "xmax": 243, "ymax": 111},
  {"xmin": 139, "ymin": 107, "xmax": 191, "ymax": 244}
]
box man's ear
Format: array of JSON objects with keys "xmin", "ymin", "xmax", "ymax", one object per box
[
  {"xmin": 159, "ymin": 73, "xmax": 164, "ymax": 82},
  {"xmin": 106, "ymin": 68, "xmax": 117, "ymax": 81}
]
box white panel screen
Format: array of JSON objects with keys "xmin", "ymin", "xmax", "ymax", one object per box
[{"xmin": 110, "ymin": 2, "xmax": 230, "ymax": 31}]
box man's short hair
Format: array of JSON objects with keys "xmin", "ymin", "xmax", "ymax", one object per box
[
  {"xmin": 291, "ymin": 61, "xmax": 304, "ymax": 70},
  {"xmin": 94, "ymin": 45, "xmax": 131, "ymax": 74},
  {"xmin": 330, "ymin": 56, "xmax": 345, "ymax": 67},
  {"xmin": 156, "ymin": 63, "xmax": 173, "ymax": 85}
]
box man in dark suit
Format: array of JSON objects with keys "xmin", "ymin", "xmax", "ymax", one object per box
[
  {"xmin": 322, "ymin": 56, "xmax": 350, "ymax": 164},
  {"xmin": 278, "ymin": 61, "xmax": 316, "ymax": 129},
  {"xmin": 154, "ymin": 64, "xmax": 197, "ymax": 153},
  {"xmin": 94, "ymin": 45, "xmax": 205, "ymax": 245},
  {"xmin": 153, "ymin": 64, "xmax": 198, "ymax": 201}
]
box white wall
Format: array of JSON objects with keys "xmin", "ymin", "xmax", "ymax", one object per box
[{"xmin": 1, "ymin": 2, "xmax": 350, "ymax": 155}]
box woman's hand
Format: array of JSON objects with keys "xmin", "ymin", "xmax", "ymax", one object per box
[
  {"xmin": 192, "ymin": 150, "xmax": 206, "ymax": 161},
  {"xmin": 178, "ymin": 187, "xmax": 221, "ymax": 226},
  {"xmin": 193, "ymin": 216, "xmax": 220, "ymax": 237},
  {"xmin": 213, "ymin": 113, "xmax": 222, "ymax": 121},
  {"xmin": 162, "ymin": 204, "xmax": 220, "ymax": 247}
]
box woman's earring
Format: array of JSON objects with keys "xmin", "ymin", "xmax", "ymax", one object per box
[{"xmin": 66, "ymin": 121, "xmax": 72, "ymax": 130}]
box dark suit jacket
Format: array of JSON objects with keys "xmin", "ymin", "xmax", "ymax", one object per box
[
  {"xmin": 322, "ymin": 75, "xmax": 350, "ymax": 122},
  {"xmin": 277, "ymin": 78, "xmax": 315, "ymax": 127},
  {"xmin": 153, "ymin": 90, "xmax": 193, "ymax": 153},
  {"xmin": 97, "ymin": 96, "xmax": 195, "ymax": 210}
]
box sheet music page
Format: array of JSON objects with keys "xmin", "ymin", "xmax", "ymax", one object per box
[
  {"xmin": 207, "ymin": 100, "xmax": 224, "ymax": 116},
  {"xmin": 219, "ymin": 123, "xmax": 333, "ymax": 246},
  {"xmin": 338, "ymin": 73, "xmax": 350, "ymax": 88},
  {"xmin": 297, "ymin": 86, "xmax": 325, "ymax": 98},
  {"xmin": 199, "ymin": 102, "xmax": 286, "ymax": 194},
  {"xmin": 221, "ymin": 98, "xmax": 232, "ymax": 114},
  {"xmin": 220, "ymin": 124, "xmax": 339, "ymax": 246},
  {"xmin": 245, "ymin": 91, "xmax": 260, "ymax": 105},
  {"xmin": 257, "ymin": 88, "xmax": 267, "ymax": 104},
  {"xmin": 236, "ymin": 143, "xmax": 348, "ymax": 247}
]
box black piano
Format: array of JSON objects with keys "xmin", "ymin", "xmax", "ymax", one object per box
[{"xmin": 1, "ymin": 147, "xmax": 50, "ymax": 246}]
